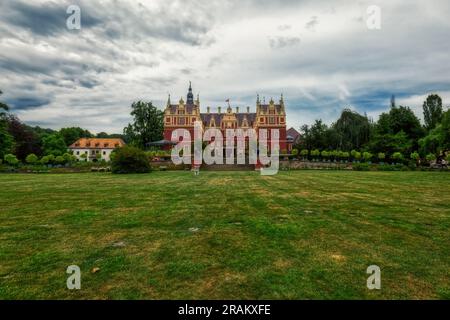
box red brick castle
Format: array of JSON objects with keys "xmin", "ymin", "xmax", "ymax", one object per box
[{"xmin": 163, "ymin": 83, "xmax": 293, "ymax": 154}]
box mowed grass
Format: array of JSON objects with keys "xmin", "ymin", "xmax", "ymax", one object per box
[{"xmin": 0, "ymin": 171, "xmax": 449, "ymax": 300}]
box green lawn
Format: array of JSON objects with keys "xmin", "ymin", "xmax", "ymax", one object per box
[{"xmin": 0, "ymin": 171, "xmax": 449, "ymax": 299}]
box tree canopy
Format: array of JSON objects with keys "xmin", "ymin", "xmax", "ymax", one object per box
[
  {"xmin": 123, "ymin": 101, "xmax": 164, "ymax": 148},
  {"xmin": 59, "ymin": 127, "xmax": 93, "ymax": 146},
  {"xmin": 42, "ymin": 133, "xmax": 67, "ymax": 156},
  {"xmin": 423, "ymin": 94, "xmax": 443, "ymax": 131}
]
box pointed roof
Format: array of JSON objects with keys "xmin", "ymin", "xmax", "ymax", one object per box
[{"xmin": 187, "ymin": 81, "xmax": 194, "ymax": 104}]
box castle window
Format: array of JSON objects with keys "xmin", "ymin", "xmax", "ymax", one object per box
[
  {"xmin": 269, "ymin": 117, "xmax": 275, "ymax": 124},
  {"xmin": 76, "ymin": 151, "xmax": 80, "ymax": 155},
  {"xmin": 280, "ymin": 117, "xmax": 285, "ymax": 123},
  {"xmin": 179, "ymin": 117, "xmax": 185, "ymax": 125},
  {"xmin": 260, "ymin": 117, "xmax": 264, "ymax": 123},
  {"xmin": 166, "ymin": 117, "xmax": 170, "ymax": 123}
]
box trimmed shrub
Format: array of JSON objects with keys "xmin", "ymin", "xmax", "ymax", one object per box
[
  {"xmin": 55, "ymin": 156, "xmax": 66, "ymax": 165},
  {"xmin": 40, "ymin": 155, "xmax": 51, "ymax": 165},
  {"xmin": 26, "ymin": 153, "xmax": 39, "ymax": 165},
  {"xmin": 410, "ymin": 152, "xmax": 420, "ymax": 161},
  {"xmin": 392, "ymin": 152, "xmax": 404, "ymax": 163},
  {"xmin": 362, "ymin": 152, "xmax": 373, "ymax": 162},
  {"xmin": 111, "ymin": 146, "xmax": 151, "ymax": 174},
  {"xmin": 4, "ymin": 154, "xmax": 19, "ymax": 166}
]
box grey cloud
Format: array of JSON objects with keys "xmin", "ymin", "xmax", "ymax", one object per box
[
  {"xmin": 6, "ymin": 96, "xmax": 51, "ymax": 111},
  {"xmin": 277, "ymin": 24, "xmax": 292, "ymax": 31},
  {"xmin": 305, "ymin": 16, "xmax": 319, "ymax": 30},
  {"xmin": 1, "ymin": 0, "xmax": 450, "ymax": 133},
  {"xmin": 0, "ymin": 0, "xmax": 101, "ymax": 36},
  {"xmin": 269, "ymin": 36, "xmax": 301, "ymax": 49}
]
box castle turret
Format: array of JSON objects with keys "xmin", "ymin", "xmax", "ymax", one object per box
[{"xmin": 187, "ymin": 81, "xmax": 194, "ymax": 104}]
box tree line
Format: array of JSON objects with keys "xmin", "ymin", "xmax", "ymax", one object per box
[
  {"xmin": 1, "ymin": 89, "xmax": 449, "ymax": 166},
  {"xmin": 295, "ymin": 94, "xmax": 450, "ymax": 163},
  {"xmin": 0, "ymin": 90, "xmax": 126, "ymax": 165}
]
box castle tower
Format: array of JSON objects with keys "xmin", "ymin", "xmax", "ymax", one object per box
[{"xmin": 187, "ymin": 81, "xmax": 194, "ymax": 104}]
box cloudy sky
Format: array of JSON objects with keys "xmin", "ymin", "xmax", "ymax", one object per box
[{"xmin": 1, "ymin": 0, "xmax": 450, "ymax": 133}]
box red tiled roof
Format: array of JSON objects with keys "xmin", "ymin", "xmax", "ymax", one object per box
[{"xmin": 69, "ymin": 138, "xmax": 126, "ymax": 149}]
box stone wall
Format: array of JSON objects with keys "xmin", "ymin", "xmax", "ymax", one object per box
[{"xmin": 280, "ymin": 160, "xmax": 353, "ymax": 170}]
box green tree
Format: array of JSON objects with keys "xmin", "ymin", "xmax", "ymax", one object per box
[
  {"xmin": 362, "ymin": 152, "xmax": 373, "ymax": 162},
  {"xmin": 300, "ymin": 149, "xmax": 309, "ymax": 160},
  {"xmin": 423, "ymin": 94, "xmax": 443, "ymax": 131},
  {"xmin": 7, "ymin": 115, "xmax": 42, "ymax": 160},
  {"xmin": 340, "ymin": 151, "xmax": 349, "ymax": 161},
  {"xmin": 392, "ymin": 152, "xmax": 404, "ymax": 163},
  {"xmin": 63, "ymin": 153, "xmax": 76, "ymax": 164},
  {"xmin": 426, "ymin": 153, "xmax": 436, "ymax": 162},
  {"xmin": 4, "ymin": 154, "xmax": 19, "ymax": 166},
  {"xmin": 123, "ymin": 101, "xmax": 164, "ymax": 148},
  {"xmin": 26, "ymin": 153, "xmax": 39, "ymax": 165},
  {"xmin": 419, "ymin": 109, "xmax": 450, "ymax": 156},
  {"xmin": 111, "ymin": 146, "xmax": 151, "ymax": 174},
  {"xmin": 332, "ymin": 109, "xmax": 372, "ymax": 150},
  {"xmin": 42, "ymin": 133, "xmax": 67, "ymax": 156},
  {"xmin": 310, "ymin": 149, "xmax": 320, "ymax": 159},
  {"xmin": 59, "ymin": 127, "xmax": 92, "ymax": 146},
  {"xmin": 0, "ymin": 90, "xmax": 14, "ymax": 159},
  {"xmin": 55, "ymin": 156, "xmax": 65, "ymax": 165},
  {"xmin": 372, "ymin": 106, "xmax": 424, "ymax": 153},
  {"xmin": 378, "ymin": 152, "xmax": 385, "ymax": 162},
  {"xmin": 40, "ymin": 155, "xmax": 50, "ymax": 165},
  {"xmin": 298, "ymin": 120, "xmax": 331, "ymax": 151},
  {"xmin": 0, "ymin": 90, "xmax": 9, "ymax": 115},
  {"xmin": 410, "ymin": 152, "xmax": 420, "ymax": 166}
]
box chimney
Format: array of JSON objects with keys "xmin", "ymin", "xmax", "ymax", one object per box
[
  {"xmin": 236, "ymin": 107, "xmax": 239, "ymax": 113},
  {"xmin": 207, "ymin": 106, "xmax": 210, "ymax": 113},
  {"xmin": 247, "ymin": 106, "xmax": 250, "ymax": 113},
  {"xmin": 218, "ymin": 106, "xmax": 221, "ymax": 114}
]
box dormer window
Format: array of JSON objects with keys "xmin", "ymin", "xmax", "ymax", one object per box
[{"xmin": 104, "ymin": 143, "xmax": 109, "ymax": 148}]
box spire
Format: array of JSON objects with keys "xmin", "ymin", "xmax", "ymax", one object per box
[
  {"xmin": 166, "ymin": 94, "xmax": 171, "ymax": 108},
  {"xmin": 390, "ymin": 94, "xmax": 395, "ymax": 108},
  {"xmin": 187, "ymin": 81, "xmax": 194, "ymax": 104},
  {"xmin": 256, "ymin": 94, "xmax": 260, "ymax": 105}
]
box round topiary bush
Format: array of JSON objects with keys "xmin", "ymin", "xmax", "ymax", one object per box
[{"xmin": 111, "ymin": 146, "xmax": 151, "ymax": 174}]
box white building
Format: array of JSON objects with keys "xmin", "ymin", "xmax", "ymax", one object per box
[{"xmin": 69, "ymin": 138, "xmax": 126, "ymax": 162}]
